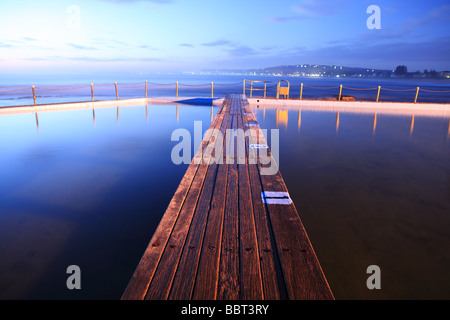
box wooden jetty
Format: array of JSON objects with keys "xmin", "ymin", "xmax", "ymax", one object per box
[{"xmin": 122, "ymin": 94, "xmax": 333, "ymax": 300}]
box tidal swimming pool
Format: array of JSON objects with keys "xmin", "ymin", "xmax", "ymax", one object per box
[
  {"xmin": 253, "ymin": 105, "xmax": 450, "ymax": 299},
  {"xmin": 0, "ymin": 103, "xmax": 217, "ymax": 299},
  {"xmin": 0, "ymin": 102, "xmax": 449, "ymax": 299}
]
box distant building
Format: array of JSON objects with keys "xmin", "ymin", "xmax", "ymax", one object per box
[{"xmin": 440, "ymin": 71, "xmax": 450, "ymax": 79}]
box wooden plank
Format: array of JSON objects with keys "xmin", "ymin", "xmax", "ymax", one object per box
[
  {"xmin": 123, "ymin": 94, "xmax": 333, "ymax": 300},
  {"xmin": 144, "ymin": 106, "xmax": 227, "ymax": 300},
  {"xmin": 262, "ymin": 176, "xmax": 333, "ymax": 299},
  {"xmin": 236, "ymin": 97, "xmax": 264, "ymax": 300},
  {"xmin": 192, "ymin": 101, "xmax": 232, "ymax": 300},
  {"xmin": 191, "ymin": 162, "xmax": 228, "ymax": 299},
  {"xmin": 249, "ymin": 105, "xmax": 333, "ymax": 300},
  {"xmin": 168, "ymin": 107, "xmax": 230, "ymax": 299},
  {"xmin": 122, "ymin": 100, "xmax": 229, "ymax": 300},
  {"xmin": 241, "ymin": 99, "xmax": 283, "ymax": 300},
  {"xmin": 144, "ymin": 163, "xmax": 207, "ymax": 299},
  {"xmin": 217, "ymin": 112, "xmax": 240, "ymax": 300},
  {"xmin": 167, "ymin": 162, "xmax": 218, "ymax": 299}
]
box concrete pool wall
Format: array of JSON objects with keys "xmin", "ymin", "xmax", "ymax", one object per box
[
  {"xmin": 1, "ymin": 96, "xmax": 449, "ymax": 118},
  {"xmin": 0, "ymin": 97, "xmax": 225, "ymax": 115},
  {"xmin": 247, "ymin": 98, "xmax": 450, "ymax": 118}
]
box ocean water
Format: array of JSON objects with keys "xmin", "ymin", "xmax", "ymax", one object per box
[{"xmin": 1, "ymin": 74, "xmax": 450, "ymax": 107}]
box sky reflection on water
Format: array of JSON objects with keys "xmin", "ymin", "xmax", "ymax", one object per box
[
  {"xmin": 254, "ymin": 105, "xmax": 450, "ymax": 299},
  {"xmin": 0, "ymin": 103, "xmax": 216, "ymax": 299},
  {"xmin": 0, "ymin": 101, "xmax": 449, "ymax": 299}
]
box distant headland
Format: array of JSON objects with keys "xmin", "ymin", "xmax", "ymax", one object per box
[{"xmin": 198, "ymin": 64, "xmax": 450, "ymax": 80}]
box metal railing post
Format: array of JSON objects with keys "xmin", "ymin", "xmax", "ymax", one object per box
[
  {"xmin": 414, "ymin": 87, "xmax": 420, "ymax": 103},
  {"xmin": 299, "ymin": 83, "xmax": 303, "ymax": 100},
  {"xmin": 211, "ymin": 82, "xmax": 213, "ymax": 98},
  {"xmin": 276, "ymin": 82, "xmax": 280, "ymax": 99},
  {"xmin": 32, "ymin": 85, "xmax": 36, "ymax": 106},
  {"xmin": 338, "ymin": 84, "xmax": 343, "ymax": 101},
  {"xmin": 145, "ymin": 80, "xmax": 148, "ymax": 98},
  {"xmin": 176, "ymin": 81, "xmax": 178, "ymax": 98},
  {"xmin": 376, "ymin": 86, "xmax": 381, "ymax": 102},
  {"xmin": 264, "ymin": 82, "xmax": 267, "ymax": 98},
  {"xmin": 115, "ymin": 82, "xmax": 119, "ymax": 100},
  {"xmin": 91, "ymin": 83, "xmax": 94, "ymax": 101}
]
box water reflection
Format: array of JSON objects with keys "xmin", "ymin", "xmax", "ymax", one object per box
[
  {"xmin": 257, "ymin": 106, "xmax": 449, "ymax": 139},
  {"xmin": 372, "ymin": 113, "xmax": 377, "ymax": 136},
  {"xmin": 336, "ymin": 111, "xmax": 340, "ymax": 134},
  {"xmin": 0, "ymin": 103, "xmax": 218, "ymax": 299},
  {"xmin": 253, "ymin": 106, "xmax": 450, "ymax": 299},
  {"xmin": 448, "ymin": 119, "xmax": 450, "ymax": 140},
  {"xmin": 30, "ymin": 103, "xmax": 193, "ymax": 130},
  {"xmin": 275, "ymin": 108, "xmax": 288, "ymax": 129},
  {"xmin": 35, "ymin": 112, "xmax": 40, "ymax": 131}
]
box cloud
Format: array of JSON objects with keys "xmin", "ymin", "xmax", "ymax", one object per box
[
  {"xmin": 23, "ymin": 55, "xmax": 164, "ymax": 63},
  {"xmin": 267, "ymin": 16, "xmax": 306, "ymax": 23},
  {"xmin": 86, "ymin": 38, "xmax": 159, "ymax": 51},
  {"xmin": 212, "ymin": 31, "xmax": 449, "ymax": 71},
  {"xmin": 270, "ymin": 0, "xmax": 348, "ymax": 23},
  {"xmin": 286, "ymin": 35, "xmax": 450, "ymax": 70},
  {"xmin": 67, "ymin": 43, "xmax": 98, "ymax": 50},
  {"xmin": 200, "ymin": 39, "xmax": 258, "ymax": 58},
  {"xmin": 71, "ymin": 56, "xmax": 163, "ymax": 62},
  {"xmin": 179, "ymin": 43, "xmax": 194, "ymax": 47},
  {"xmin": 354, "ymin": 27, "xmax": 413, "ymax": 43},
  {"xmin": 403, "ymin": 4, "xmax": 450, "ymax": 28},
  {"xmin": 225, "ymin": 45, "xmax": 257, "ymax": 57},
  {"xmin": 0, "ymin": 38, "xmax": 37, "ymax": 47},
  {"xmin": 293, "ymin": 0, "xmax": 348, "ymax": 16},
  {"xmin": 23, "ymin": 56, "xmax": 64, "ymax": 61},
  {"xmin": 138, "ymin": 44, "xmax": 160, "ymax": 50},
  {"xmin": 201, "ymin": 40, "xmax": 232, "ymax": 47},
  {"xmin": 97, "ymin": 0, "xmax": 173, "ymax": 4}
]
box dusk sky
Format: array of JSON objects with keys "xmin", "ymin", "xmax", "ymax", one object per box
[{"xmin": 0, "ymin": 0, "xmax": 449, "ymax": 75}]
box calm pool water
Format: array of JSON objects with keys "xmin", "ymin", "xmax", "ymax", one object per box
[
  {"xmin": 253, "ymin": 106, "xmax": 450, "ymax": 299},
  {"xmin": 1, "ymin": 102, "xmax": 449, "ymax": 300},
  {"xmin": 0, "ymin": 103, "xmax": 217, "ymax": 299}
]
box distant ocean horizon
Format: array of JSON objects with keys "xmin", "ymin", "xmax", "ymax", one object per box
[{"xmin": 1, "ymin": 73, "xmax": 450, "ymax": 106}]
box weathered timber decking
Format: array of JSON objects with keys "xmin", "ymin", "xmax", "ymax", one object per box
[{"xmin": 122, "ymin": 94, "xmax": 333, "ymax": 300}]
